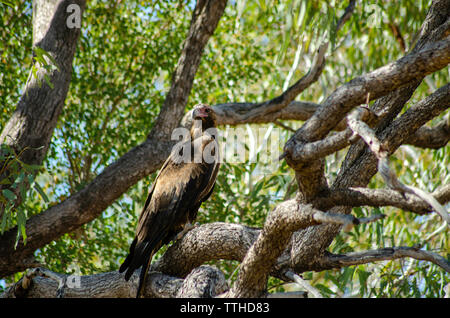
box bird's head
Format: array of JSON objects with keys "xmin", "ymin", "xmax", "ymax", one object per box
[{"xmin": 191, "ymin": 104, "xmax": 216, "ymax": 130}]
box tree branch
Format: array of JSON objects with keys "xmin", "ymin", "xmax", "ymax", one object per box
[
  {"xmin": 315, "ymin": 184, "xmax": 450, "ymax": 215},
  {"xmin": 220, "ymin": 42, "xmax": 327, "ymax": 126},
  {"xmin": 149, "ymin": 0, "xmax": 227, "ymax": 140},
  {"xmin": 285, "ymin": 35, "xmax": 450, "ymax": 154},
  {"xmin": 345, "ymin": 93, "xmax": 450, "ymax": 226},
  {"xmin": 210, "ymin": 101, "xmax": 321, "ymax": 126},
  {"xmin": 2, "ymin": 265, "xmax": 227, "ymax": 298},
  {"xmin": 180, "ymin": 49, "xmax": 328, "ymax": 129},
  {"xmin": 316, "ymin": 247, "xmax": 450, "ymax": 273},
  {"xmin": 404, "ymin": 115, "xmax": 449, "ymax": 149},
  {"xmin": 279, "ymin": 1, "xmax": 450, "ymax": 282},
  {"xmin": 284, "ymin": 270, "xmax": 323, "ymax": 298},
  {"xmin": 226, "ymin": 200, "xmax": 385, "ymax": 297}
]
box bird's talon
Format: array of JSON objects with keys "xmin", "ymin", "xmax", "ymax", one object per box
[{"xmin": 175, "ymin": 222, "xmax": 198, "ymax": 241}]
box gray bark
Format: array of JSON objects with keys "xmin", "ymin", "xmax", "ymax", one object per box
[
  {"xmin": 0, "ymin": 0, "xmax": 85, "ymax": 219},
  {"xmin": 2, "ymin": 265, "xmax": 227, "ymax": 298}
]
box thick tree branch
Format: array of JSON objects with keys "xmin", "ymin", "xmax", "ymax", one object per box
[
  {"xmin": 180, "ymin": 44, "xmax": 328, "ymax": 129},
  {"xmin": 2, "ymin": 265, "xmax": 227, "ymax": 298},
  {"xmin": 2, "ymin": 0, "xmax": 448, "ymax": 300},
  {"xmin": 4, "ymin": 199, "xmax": 448, "ymax": 298},
  {"xmin": 312, "ymin": 210, "xmax": 385, "ymax": 232},
  {"xmin": 405, "ymin": 116, "xmax": 449, "ymax": 149},
  {"xmin": 335, "ymin": 1, "xmax": 450, "ymax": 189},
  {"xmin": 226, "ymin": 200, "xmax": 384, "ymax": 297},
  {"xmin": 149, "ymin": 0, "xmax": 227, "ymax": 140},
  {"xmin": 152, "ymin": 222, "xmax": 260, "ymax": 278},
  {"xmin": 219, "ymin": 42, "xmax": 328, "ymax": 126},
  {"xmin": 380, "ymin": 84, "xmax": 450, "ymax": 152},
  {"xmin": 285, "ymin": 104, "xmax": 378, "ymax": 162},
  {"xmin": 285, "ymin": 36, "xmax": 450, "ymax": 157},
  {"xmin": 289, "ymin": 62, "xmax": 449, "ymax": 274},
  {"xmin": 211, "ymin": 101, "xmax": 322, "ymax": 126},
  {"xmin": 0, "ymin": 0, "xmax": 86, "ymax": 218}
]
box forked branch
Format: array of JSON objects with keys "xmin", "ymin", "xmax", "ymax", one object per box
[{"xmin": 346, "ymin": 100, "xmax": 450, "ymax": 226}]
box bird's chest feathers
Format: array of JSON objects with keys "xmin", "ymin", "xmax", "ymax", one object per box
[{"xmin": 154, "ymin": 163, "xmax": 207, "ymax": 196}]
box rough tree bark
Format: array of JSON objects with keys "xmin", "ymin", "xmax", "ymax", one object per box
[
  {"xmin": 0, "ymin": 0, "xmax": 85, "ymax": 220},
  {"xmin": 1, "ymin": 0, "xmax": 449, "ymax": 298}
]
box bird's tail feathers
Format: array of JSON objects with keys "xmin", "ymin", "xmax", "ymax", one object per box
[{"xmin": 136, "ymin": 251, "xmax": 154, "ymax": 298}]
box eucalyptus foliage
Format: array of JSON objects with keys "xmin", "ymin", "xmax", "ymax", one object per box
[{"xmin": 0, "ymin": 0, "xmax": 448, "ymax": 297}]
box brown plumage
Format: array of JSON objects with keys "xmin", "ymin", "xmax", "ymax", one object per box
[{"xmin": 119, "ymin": 104, "xmax": 220, "ymax": 298}]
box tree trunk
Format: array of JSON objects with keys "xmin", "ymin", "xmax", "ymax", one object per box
[{"xmin": 0, "ymin": 0, "xmax": 85, "ymax": 219}]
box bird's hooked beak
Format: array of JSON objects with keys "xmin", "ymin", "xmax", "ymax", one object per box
[{"xmin": 192, "ymin": 105, "xmax": 212, "ymax": 119}]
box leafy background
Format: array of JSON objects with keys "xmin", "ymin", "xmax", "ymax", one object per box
[{"xmin": 0, "ymin": 0, "xmax": 448, "ymax": 297}]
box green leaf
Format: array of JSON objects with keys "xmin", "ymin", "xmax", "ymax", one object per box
[
  {"xmin": 16, "ymin": 208, "xmax": 27, "ymax": 245},
  {"xmin": 34, "ymin": 183, "xmax": 49, "ymax": 203},
  {"xmin": 43, "ymin": 74, "xmax": 54, "ymax": 89},
  {"xmin": 357, "ymin": 267, "xmax": 372, "ymax": 295},
  {"xmin": 34, "ymin": 46, "xmax": 59, "ymax": 71},
  {"xmin": 2, "ymin": 189, "xmax": 17, "ymax": 201},
  {"xmin": 314, "ymin": 283, "xmax": 335, "ymax": 297},
  {"xmin": 1, "ymin": 205, "xmax": 11, "ymax": 233},
  {"xmin": 0, "ymin": 0, "xmax": 15, "ymax": 8}
]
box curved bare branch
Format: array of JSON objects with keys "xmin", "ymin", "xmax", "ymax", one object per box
[{"xmin": 315, "ymin": 247, "xmax": 450, "ymax": 273}]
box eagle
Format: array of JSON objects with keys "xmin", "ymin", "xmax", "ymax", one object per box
[{"xmin": 119, "ymin": 104, "xmax": 220, "ymax": 298}]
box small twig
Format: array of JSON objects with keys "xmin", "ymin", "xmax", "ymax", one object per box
[
  {"xmin": 358, "ymin": 214, "xmax": 387, "ymax": 225},
  {"xmin": 389, "ymin": 22, "xmax": 406, "ymax": 53},
  {"xmin": 321, "ymin": 246, "xmax": 450, "ymax": 273},
  {"xmin": 13, "ymin": 267, "xmax": 67, "ymax": 298},
  {"xmin": 274, "ymin": 120, "xmax": 296, "ymax": 133},
  {"xmin": 313, "ymin": 210, "xmax": 385, "ymax": 232},
  {"xmin": 285, "ymin": 270, "xmax": 323, "ymax": 298},
  {"xmin": 424, "ymin": 223, "xmax": 448, "ymax": 241},
  {"xmin": 336, "ymin": 0, "xmax": 356, "ymax": 33},
  {"xmin": 347, "ymin": 108, "xmax": 387, "ymax": 159},
  {"xmin": 377, "ymin": 156, "xmax": 450, "ymax": 226}
]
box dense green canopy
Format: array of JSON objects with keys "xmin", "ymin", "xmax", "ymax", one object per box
[{"xmin": 0, "ymin": 0, "xmax": 448, "ymax": 297}]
